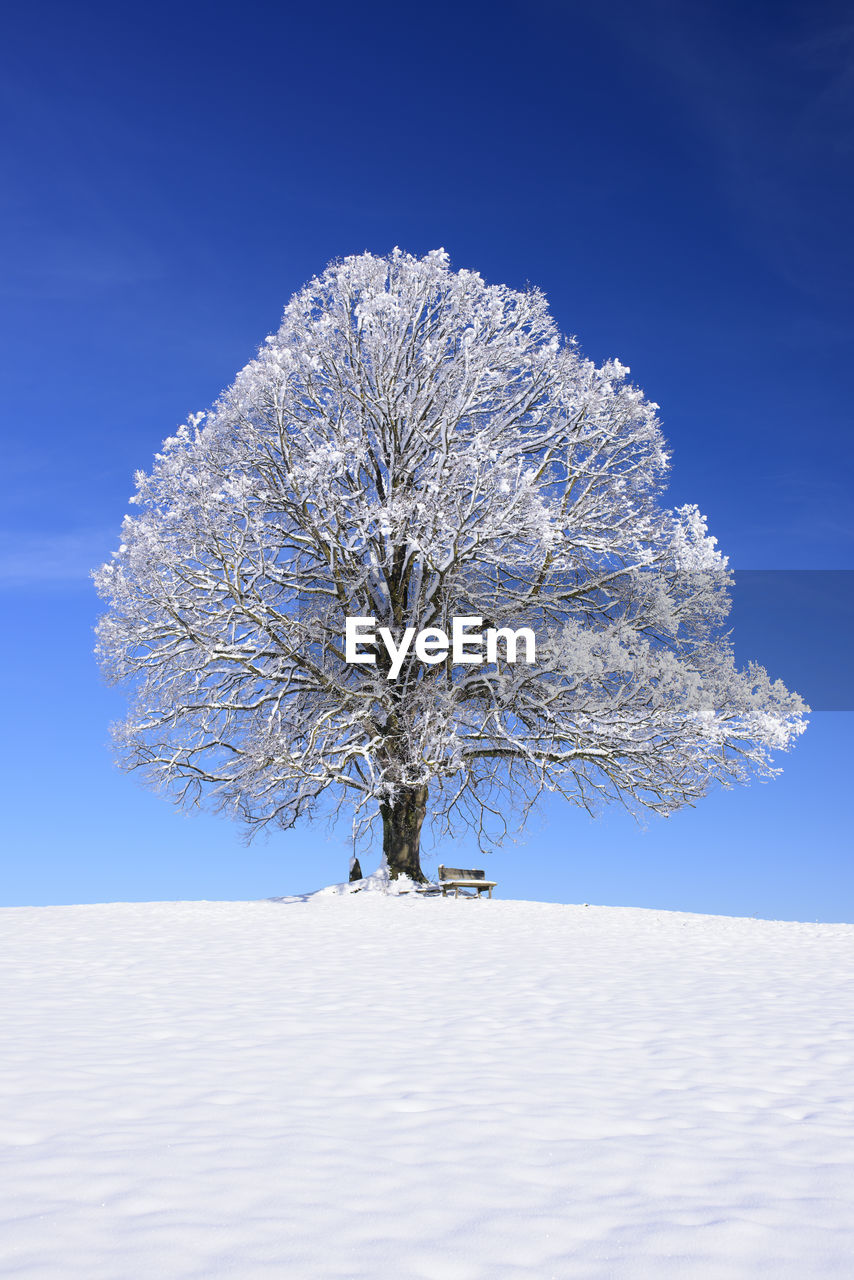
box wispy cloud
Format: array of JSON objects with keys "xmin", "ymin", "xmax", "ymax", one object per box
[
  {"xmin": 0, "ymin": 230, "xmax": 163, "ymax": 301},
  {"xmin": 0, "ymin": 529, "xmax": 117, "ymax": 588},
  {"xmin": 0, "ymin": 71, "xmax": 164, "ymax": 301},
  {"xmin": 583, "ymin": 1, "xmax": 854, "ymax": 301}
]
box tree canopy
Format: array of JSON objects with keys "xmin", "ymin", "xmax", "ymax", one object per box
[{"xmin": 94, "ymin": 248, "xmax": 807, "ymax": 881}]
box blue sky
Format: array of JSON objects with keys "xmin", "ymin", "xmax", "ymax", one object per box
[{"xmin": 1, "ymin": 0, "xmax": 851, "ymax": 917}]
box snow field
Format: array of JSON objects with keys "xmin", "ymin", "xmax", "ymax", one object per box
[{"xmin": 1, "ymin": 896, "xmax": 852, "ymax": 1278}]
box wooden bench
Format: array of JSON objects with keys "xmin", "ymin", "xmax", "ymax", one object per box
[{"xmin": 437, "ymin": 865, "xmax": 497, "ymax": 899}]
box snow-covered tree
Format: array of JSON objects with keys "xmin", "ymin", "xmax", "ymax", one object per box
[{"xmin": 94, "ymin": 248, "xmax": 807, "ymax": 882}]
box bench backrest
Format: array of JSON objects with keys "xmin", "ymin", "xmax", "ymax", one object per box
[{"xmin": 438, "ymin": 866, "xmax": 485, "ymax": 881}]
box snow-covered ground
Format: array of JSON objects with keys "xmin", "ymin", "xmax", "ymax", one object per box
[{"xmin": 2, "ymin": 893, "xmax": 852, "ymax": 1279}]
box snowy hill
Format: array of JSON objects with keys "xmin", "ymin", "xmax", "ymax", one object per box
[{"xmin": 2, "ymin": 895, "xmax": 852, "ymax": 1278}]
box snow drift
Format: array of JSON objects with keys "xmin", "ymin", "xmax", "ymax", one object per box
[{"xmin": 2, "ymin": 895, "xmax": 852, "ymax": 1278}]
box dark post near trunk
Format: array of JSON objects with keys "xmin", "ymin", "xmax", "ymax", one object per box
[{"xmin": 379, "ymin": 784, "xmax": 428, "ymax": 881}]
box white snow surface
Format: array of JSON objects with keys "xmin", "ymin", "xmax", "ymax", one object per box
[{"xmin": 2, "ymin": 893, "xmax": 853, "ymax": 1279}]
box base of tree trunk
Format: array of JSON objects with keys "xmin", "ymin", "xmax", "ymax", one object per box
[
  {"xmin": 379, "ymin": 784, "xmax": 428, "ymax": 882},
  {"xmin": 349, "ymin": 856, "xmax": 363, "ymax": 883}
]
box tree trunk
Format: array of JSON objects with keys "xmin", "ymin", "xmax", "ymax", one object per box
[{"xmin": 380, "ymin": 784, "xmax": 428, "ymax": 881}]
